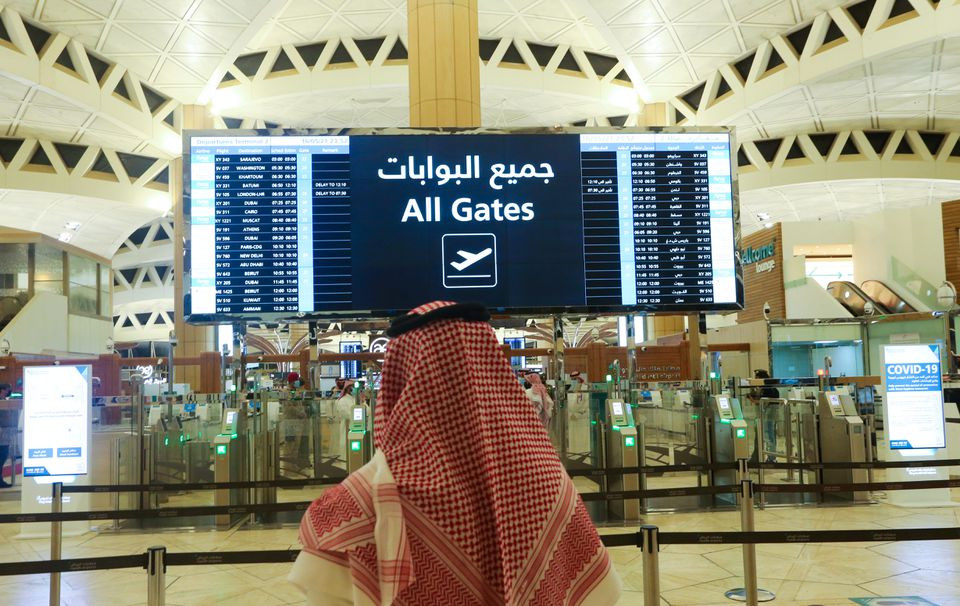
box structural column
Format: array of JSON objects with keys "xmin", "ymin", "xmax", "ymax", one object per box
[
  {"xmin": 407, "ymin": 0, "xmax": 481, "ymax": 128},
  {"xmin": 173, "ymin": 105, "xmax": 216, "ymax": 389}
]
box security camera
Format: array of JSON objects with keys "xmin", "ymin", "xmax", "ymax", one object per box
[
  {"xmin": 762, "ymin": 302, "xmax": 771, "ymax": 320},
  {"xmin": 640, "ymin": 346, "xmax": 648, "ymax": 352},
  {"xmin": 168, "ymin": 330, "xmax": 178, "ymax": 347},
  {"xmin": 105, "ymin": 337, "xmax": 115, "ymax": 354}
]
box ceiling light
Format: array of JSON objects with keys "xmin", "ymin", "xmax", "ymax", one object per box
[
  {"xmin": 58, "ymin": 232, "xmax": 73, "ymax": 242},
  {"xmin": 64, "ymin": 221, "xmax": 81, "ymax": 230},
  {"xmin": 764, "ymin": 222, "xmax": 773, "ymax": 228},
  {"xmin": 756, "ymin": 212, "xmax": 770, "ymax": 221}
]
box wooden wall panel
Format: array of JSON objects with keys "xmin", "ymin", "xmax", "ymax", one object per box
[
  {"xmin": 941, "ymin": 200, "xmax": 960, "ymax": 287},
  {"xmin": 739, "ymin": 223, "xmax": 784, "ymax": 323}
]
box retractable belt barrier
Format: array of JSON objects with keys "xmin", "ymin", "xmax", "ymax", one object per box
[
  {"xmin": 0, "ymin": 501, "xmax": 313, "ymax": 525},
  {"xmin": 597, "ymin": 525, "xmax": 960, "ymax": 547},
  {"xmin": 759, "ymin": 457, "xmax": 960, "ymax": 471},
  {"xmin": 566, "ymin": 461, "xmax": 738, "ymax": 477},
  {"xmin": 61, "ymin": 476, "xmax": 345, "ymax": 494}
]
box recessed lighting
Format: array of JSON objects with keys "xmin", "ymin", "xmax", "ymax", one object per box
[
  {"xmin": 756, "ymin": 212, "xmax": 771, "ymax": 221},
  {"xmin": 64, "ymin": 221, "xmax": 81, "ymax": 230},
  {"xmin": 764, "ymin": 221, "xmax": 774, "ymax": 228},
  {"xmin": 58, "ymin": 232, "xmax": 73, "ymax": 242}
]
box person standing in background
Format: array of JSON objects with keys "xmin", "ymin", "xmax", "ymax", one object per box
[
  {"xmin": 752, "ymin": 370, "xmax": 781, "ymax": 463},
  {"xmin": 0, "ymin": 383, "xmax": 14, "ymax": 488}
]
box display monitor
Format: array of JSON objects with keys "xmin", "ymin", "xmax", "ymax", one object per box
[
  {"xmin": 353, "ymin": 407, "xmax": 364, "ymax": 422},
  {"xmin": 827, "ymin": 393, "xmax": 843, "ymax": 412},
  {"xmin": 184, "ymin": 128, "xmax": 743, "ymax": 320},
  {"xmin": 717, "ymin": 397, "xmax": 730, "ymax": 410},
  {"xmin": 611, "ymin": 401, "xmax": 624, "ymax": 416}
]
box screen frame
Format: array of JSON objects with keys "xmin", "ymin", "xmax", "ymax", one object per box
[{"xmin": 183, "ymin": 126, "xmax": 744, "ymax": 322}]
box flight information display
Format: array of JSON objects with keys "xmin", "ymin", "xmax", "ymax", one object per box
[{"xmin": 185, "ymin": 129, "xmax": 742, "ymax": 319}]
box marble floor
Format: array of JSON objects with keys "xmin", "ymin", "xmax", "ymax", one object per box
[{"xmin": 0, "ymin": 486, "xmax": 958, "ymax": 605}]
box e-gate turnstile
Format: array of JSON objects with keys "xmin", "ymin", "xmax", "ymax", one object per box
[
  {"xmin": 214, "ymin": 408, "xmax": 248, "ymax": 528},
  {"xmin": 817, "ymin": 392, "xmax": 868, "ymax": 502},
  {"xmin": 707, "ymin": 395, "xmax": 750, "ymax": 505},
  {"xmin": 604, "ymin": 398, "xmax": 644, "ymax": 521},
  {"xmin": 346, "ymin": 404, "xmax": 372, "ymax": 473}
]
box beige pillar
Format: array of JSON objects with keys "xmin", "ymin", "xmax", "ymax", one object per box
[
  {"xmin": 407, "ymin": 0, "xmax": 481, "ymax": 127},
  {"xmin": 173, "ymin": 105, "xmax": 216, "ymax": 389}
]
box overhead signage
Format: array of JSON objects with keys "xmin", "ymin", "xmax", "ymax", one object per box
[
  {"xmin": 882, "ymin": 344, "xmax": 945, "ymax": 450},
  {"xmin": 23, "ymin": 365, "xmax": 91, "ymax": 477},
  {"xmin": 185, "ymin": 128, "xmax": 743, "ymax": 319}
]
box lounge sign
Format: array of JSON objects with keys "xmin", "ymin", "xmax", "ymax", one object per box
[{"xmin": 741, "ymin": 241, "xmax": 776, "ymax": 274}]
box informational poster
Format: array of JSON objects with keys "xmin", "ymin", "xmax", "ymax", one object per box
[
  {"xmin": 882, "ymin": 344, "xmax": 945, "ymax": 450},
  {"xmin": 22, "ymin": 365, "xmax": 91, "ymax": 476}
]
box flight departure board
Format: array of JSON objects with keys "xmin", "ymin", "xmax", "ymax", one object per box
[{"xmin": 184, "ymin": 128, "xmax": 742, "ymax": 320}]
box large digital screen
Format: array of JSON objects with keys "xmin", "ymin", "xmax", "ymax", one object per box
[
  {"xmin": 184, "ymin": 128, "xmax": 742, "ymax": 320},
  {"xmin": 883, "ymin": 344, "xmax": 945, "ymax": 450},
  {"xmin": 23, "ymin": 365, "xmax": 91, "ymax": 477}
]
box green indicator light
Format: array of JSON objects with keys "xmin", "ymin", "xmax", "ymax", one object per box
[
  {"xmin": 216, "ymin": 444, "xmax": 227, "ymax": 455},
  {"xmin": 230, "ymin": 385, "xmax": 236, "ymax": 392},
  {"xmin": 163, "ymin": 437, "xmax": 169, "ymax": 446},
  {"xmin": 350, "ymin": 440, "xmax": 362, "ymax": 452},
  {"xmin": 735, "ymin": 428, "xmax": 747, "ymax": 439},
  {"xmin": 231, "ymin": 432, "xmax": 238, "ymax": 439},
  {"xmin": 198, "ymin": 432, "xmax": 202, "ymax": 439},
  {"xmin": 612, "ymin": 425, "xmax": 621, "ymax": 431},
  {"xmin": 720, "ymin": 419, "xmax": 731, "ymax": 425},
  {"xmin": 709, "ymin": 371, "xmax": 717, "ymax": 379},
  {"xmin": 624, "ymin": 436, "xmax": 636, "ymax": 447},
  {"xmin": 606, "ymin": 374, "xmax": 612, "ymax": 382},
  {"xmin": 691, "ymin": 414, "xmax": 699, "ymax": 420},
  {"xmin": 591, "ymin": 420, "xmax": 597, "ymax": 425}
]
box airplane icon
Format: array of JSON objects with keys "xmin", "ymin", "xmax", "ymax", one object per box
[
  {"xmin": 450, "ymin": 248, "xmax": 492, "ymax": 271},
  {"xmin": 441, "ymin": 233, "xmax": 497, "ymax": 288}
]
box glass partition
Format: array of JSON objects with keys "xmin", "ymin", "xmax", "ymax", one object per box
[
  {"xmin": 68, "ymin": 253, "xmax": 98, "ymax": 315},
  {"xmin": 770, "ymin": 323, "xmax": 864, "ymax": 377},
  {"xmin": 99, "ymin": 264, "xmax": 111, "ymax": 317},
  {"xmin": 865, "ymin": 316, "xmax": 948, "ymax": 375},
  {"xmin": 34, "ymin": 244, "xmax": 64, "ymax": 295}
]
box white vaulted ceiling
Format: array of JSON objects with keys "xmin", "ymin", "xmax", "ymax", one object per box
[{"xmin": 0, "ymin": 0, "xmax": 959, "ymax": 252}]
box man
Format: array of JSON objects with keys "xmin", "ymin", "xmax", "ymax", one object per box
[
  {"xmin": 752, "ymin": 370, "xmax": 781, "ymax": 464},
  {"xmin": 0, "ymin": 383, "xmax": 14, "ymax": 488},
  {"xmin": 290, "ymin": 302, "xmax": 620, "ymax": 605}
]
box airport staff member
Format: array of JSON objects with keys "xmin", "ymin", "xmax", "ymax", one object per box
[{"xmin": 290, "ymin": 302, "xmax": 620, "ymax": 605}]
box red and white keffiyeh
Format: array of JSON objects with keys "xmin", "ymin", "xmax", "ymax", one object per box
[{"xmin": 290, "ymin": 301, "xmax": 620, "ymax": 605}]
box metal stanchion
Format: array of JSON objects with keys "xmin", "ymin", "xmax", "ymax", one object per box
[
  {"xmin": 49, "ymin": 481, "xmax": 62, "ymax": 606},
  {"xmin": 146, "ymin": 545, "xmax": 166, "ymax": 606},
  {"xmin": 639, "ymin": 525, "xmax": 660, "ymax": 606},
  {"xmin": 725, "ymin": 480, "xmax": 774, "ymax": 603}
]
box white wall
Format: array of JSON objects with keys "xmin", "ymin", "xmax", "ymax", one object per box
[
  {"xmin": 0, "ymin": 293, "xmax": 111, "ymax": 356},
  {"xmin": 852, "ymin": 205, "xmax": 944, "ymax": 299},
  {"xmin": 780, "ymin": 221, "xmax": 854, "ymax": 257},
  {"xmin": 782, "ymin": 255, "xmax": 853, "ymax": 319}
]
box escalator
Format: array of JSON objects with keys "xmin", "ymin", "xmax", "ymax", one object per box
[
  {"xmin": 826, "ymin": 280, "xmax": 916, "ymax": 316},
  {"xmin": 860, "ymin": 280, "xmax": 916, "ymax": 314},
  {"xmin": 826, "ymin": 281, "xmax": 889, "ymax": 316}
]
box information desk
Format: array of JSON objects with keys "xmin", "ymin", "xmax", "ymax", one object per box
[{"xmin": 185, "ymin": 128, "xmax": 743, "ymax": 319}]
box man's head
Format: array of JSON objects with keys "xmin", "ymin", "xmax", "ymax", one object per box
[
  {"xmin": 754, "ymin": 369, "xmax": 771, "ymax": 379},
  {"xmin": 0, "ymin": 383, "xmax": 11, "ymax": 398}
]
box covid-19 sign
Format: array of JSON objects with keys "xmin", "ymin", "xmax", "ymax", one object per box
[{"xmin": 882, "ymin": 344, "xmax": 945, "ymax": 450}]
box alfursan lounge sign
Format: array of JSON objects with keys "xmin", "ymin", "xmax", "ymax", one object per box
[{"xmin": 742, "ymin": 241, "xmax": 776, "ymax": 274}]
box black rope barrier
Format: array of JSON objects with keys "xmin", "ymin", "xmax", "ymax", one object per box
[
  {"xmin": 62, "ymin": 476, "xmax": 345, "ymax": 494},
  {"xmin": 166, "ymin": 550, "xmax": 300, "ymax": 565},
  {"xmin": 566, "ymin": 462, "xmax": 737, "ymax": 477},
  {"xmin": 0, "ymin": 554, "xmax": 146, "ymax": 577},
  {"xmin": 757, "ymin": 478, "xmax": 960, "ymax": 494},
  {"xmin": 579, "ymin": 484, "xmax": 740, "ymax": 502},
  {"xmin": 657, "ymin": 526, "xmax": 960, "ymax": 545},
  {"xmin": 0, "ymin": 501, "xmax": 313, "ymax": 525},
  {"xmin": 759, "ymin": 458, "xmax": 960, "ymax": 471}
]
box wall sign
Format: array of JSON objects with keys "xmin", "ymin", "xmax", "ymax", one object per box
[
  {"xmin": 23, "ymin": 365, "xmax": 91, "ymax": 477},
  {"xmin": 882, "ymin": 344, "xmax": 945, "ymax": 450}
]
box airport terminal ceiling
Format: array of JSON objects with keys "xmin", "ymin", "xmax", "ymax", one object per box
[{"xmin": 0, "ymin": 0, "xmax": 959, "ymax": 256}]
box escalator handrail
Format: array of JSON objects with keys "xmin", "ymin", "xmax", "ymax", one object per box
[{"xmin": 826, "ymin": 281, "xmax": 891, "ymax": 316}]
